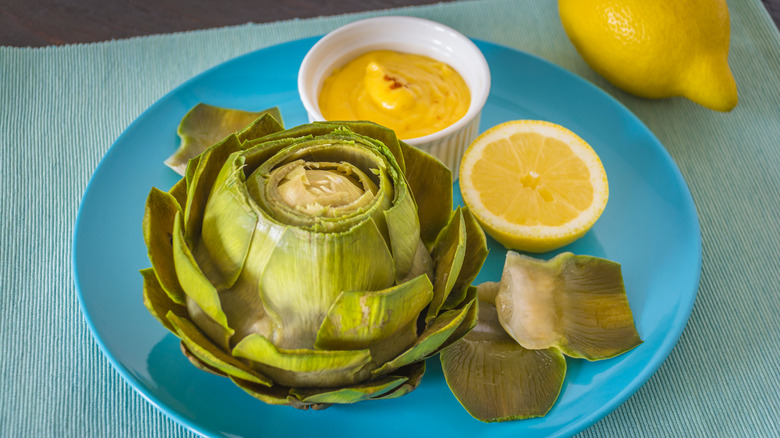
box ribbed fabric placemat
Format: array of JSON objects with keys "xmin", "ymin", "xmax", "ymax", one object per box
[{"xmin": 1, "ymin": 0, "xmax": 778, "ymax": 436}]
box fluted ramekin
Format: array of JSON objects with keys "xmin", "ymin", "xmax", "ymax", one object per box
[{"xmin": 298, "ymin": 16, "xmax": 491, "ymax": 181}]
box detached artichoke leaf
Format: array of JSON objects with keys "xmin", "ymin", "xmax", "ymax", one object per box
[
  {"xmin": 372, "ymin": 290, "xmax": 477, "ymax": 377},
  {"xmin": 165, "ymin": 104, "xmax": 282, "ymax": 175},
  {"xmin": 495, "ymin": 252, "xmax": 642, "ymax": 360},
  {"xmin": 442, "ymin": 207, "xmax": 488, "ymax": 311},
  {"xmin": 426, "ymin": 208, "xmax": 467, "ymax": 322},
  {"xmin": 232, "ymin": 333, "xmax": 372, "ymax": 388},
  {"xmin": 315, "ymin": 274, "xmax": 433, "ymax": 350},
  {"xmin": 143, "ymin": 188, "xmax": 185, "ymax": 305},
  {"xmin": 440, "ymin": 299, "xmax": 567, "ymax": 423},
  {"xmin": 171, "ymin": 210, "xmax": 231, "ymax": 332},
  {"xmin": 166, "ymin": 311, "xmax": 272, "ymax": 386},
  {"xmin": 476, "ymin": 281, "xmax": 500, "ymax": 303},
  {"xmin": 399, "ymin": 140, "xmax": 452, "ymax": 247},
  {"xmin": 140, "ymin": 268, "xmax": 187, "ymax": 333}
]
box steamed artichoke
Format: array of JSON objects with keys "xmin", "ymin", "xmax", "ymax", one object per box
[{"xmin": 141, "ymin": 107, "xmax": 487, "ymax": 409}]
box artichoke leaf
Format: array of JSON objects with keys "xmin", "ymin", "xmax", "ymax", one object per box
[
  {"xmin": 426, "ymin": 208, "xmax": 467, "ymax": 322},
  {"xmin": 290, "ymin": 373, "xmax": 408, "ymax": 405},
  {"xmin": 366, "ymin": 319, "xmax": 418, "ymax": 368},
  {"xmin": 315, "ymin": 274, "xmax": 433, "ymax": 350},
  {"xmin": 442, "ymin": 207, "xmax": 488, "ymax": 310},
  {"xmin": 140, "ymin": 268, "xmax": 187, "ymax": 333},
  {"xmin": 399, "ymin": 140, "xmax": 452, "ymax": 247},
  {"xmin": 324, "ymin": 121, "xmax": 407, "ymax": 172},
  {"xmin": 242, "ymin": 136, "xmax": 312, "ymax": 175},
  {"xmin": 233, "ymin": 333, "xmax": 372, "ymax": 372},
  {"xmin": 383, "ymin": 178, "xmax": 425, "ymax": 283},
  {"xmin": 165, "ymin": 104, "xmax": 281, "ymax": 175},
  {"xmin": 230, "ymin": 376, "xmax": 297, "ymax": 407},
  {"xmin": 259, "ymin": 219, "xmax": 395, "ymax": 350},
  {"xmin": 168, "ymin": 177, "xmax": 188, "ymax": 211},
  {"xmin": 476, "ymin": 281, "xmax": 500, "ymax": 303},
  {"xmin": 180, "ymin": 341, "xmax": 227, "ymax": 377},
  {"xmin": 200, "ymin": 152, "xmax": 257, "ymax": 289},
  {"xmin": 430, "ymin": 285, "xmax": 479, "ymax": 355},
  {"xmin": 372, "ymin": 290, "xmax": 476, "ymax": 377},
  {"xmin": 143, "ymin": 188, "xmax": 186, "ymax": 305},
  {"xmin": 171, "ymin": 210, "xmax": 231, "ymax": 332},
  {"xmin": 370, "ymin": 361, "xmax": 426, "ymax": 400},
  {"xmin": 166, "ymin": 312, "xmax": 272, "ymax": 386},
  {"xmin": 290, "ymin": 361, "xmax": 426, "ymax": 405},
  {"xmin": 495, "ymin": 252, "xmax": 642, "ymax": 360},
  {"xmin": 213, "ymin": 212, "xmax": 286, "ymax": 345},
  {"xmin": 440, "ymin": 299, "xmax": 567, "ymax": 422},
  {"xmin": 186, "ymin": 297, "xmax": 232, "ymax": 351},
  {"xmin": 232, "ymin": 333, "xmax": 373, "ymax": 387},
  {"xmin": 236, "ymin": 111, "xmax": 284, "ymax": 143},
  {"xmin": 258, "ymin": 121, "xmax": 406, "ymax": 173},
  {"xmin": 184, "ymin": 134, "xmax": 243, "ymax": 243},
  {"xmin": 185, "ymin": 155, "xmax": 200, "ymax": 192}
]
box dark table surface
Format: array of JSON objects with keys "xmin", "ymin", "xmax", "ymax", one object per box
[{"xmin": 2, "ymin": 0, "xmax": 779, "ymax": 47}]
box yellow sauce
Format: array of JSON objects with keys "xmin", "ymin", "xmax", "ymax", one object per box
[{"xmin": 318, "ymin": 50, "xmax": 471, "ymax": 140}]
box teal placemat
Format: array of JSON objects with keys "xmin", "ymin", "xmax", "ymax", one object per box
[{"xmin": 2, "ymin": 0, "xmax": 779, "ymax": 436}]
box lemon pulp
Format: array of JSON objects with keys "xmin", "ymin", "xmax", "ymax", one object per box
[{"xmin": 460, "ymin": 120, "xmax": 608, "ymax": 253}]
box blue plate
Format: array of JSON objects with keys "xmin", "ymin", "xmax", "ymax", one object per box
[{"xmin": 73, "ymin": 37, "xmax": 701, "ymax": 438}]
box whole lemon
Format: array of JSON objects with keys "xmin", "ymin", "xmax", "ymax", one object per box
[{"xmin": 559, "ymin": 0, "xmax": 738, "ymax": 112}]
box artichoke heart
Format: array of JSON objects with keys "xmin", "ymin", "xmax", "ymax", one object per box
[
  {"xmin": 274, "ymin": 160, "xmax": 376, "ymax": 218},
  {"xmin": 141, "ymin": 105, "xmax": 488, "ymax": 409}
]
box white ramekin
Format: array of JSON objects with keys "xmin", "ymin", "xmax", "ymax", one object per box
[{"xmin": 297, "ymin": 16, "xmax": 491, "ymax": 181}]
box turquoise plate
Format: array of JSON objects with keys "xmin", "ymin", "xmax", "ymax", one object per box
[{"xmin": 73, "ymin": 37, "xmax": 701, "ymax": 438}]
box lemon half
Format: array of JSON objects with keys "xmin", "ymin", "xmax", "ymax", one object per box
[{"xmin": 459, "ymin": 120, "xmax": 608, "ymax": 253}]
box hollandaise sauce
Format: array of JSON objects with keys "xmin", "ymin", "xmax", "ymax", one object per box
[{"xmin": 318, "ymin": 50, "xmax": 471, "ymax": 140}]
